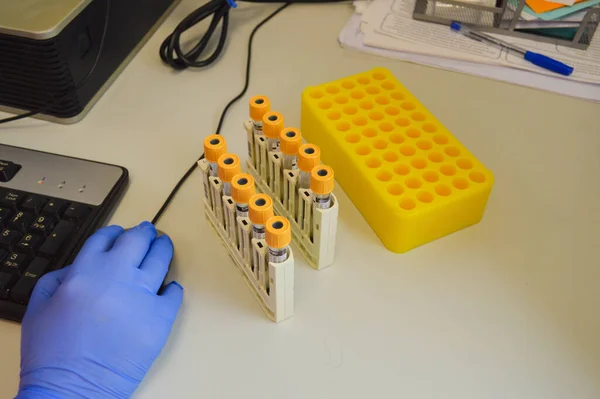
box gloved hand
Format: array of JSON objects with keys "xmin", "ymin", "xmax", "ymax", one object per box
[{"xmin": 16, "ymin": 221, "xmax": 183, "ymax": 399}]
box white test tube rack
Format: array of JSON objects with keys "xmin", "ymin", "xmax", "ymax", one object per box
[
  {"xmin": 198, "ymin": 159, "xmax": 294, "ymax": 323},
  {"xmin": 244, "ymin": 120, "xmax": 338, "ymax": 270}
]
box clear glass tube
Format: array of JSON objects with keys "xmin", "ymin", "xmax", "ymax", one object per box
[
  {"xmin": 313, "ymin": 193, "xmax": 332, "ymax": 209},
  {"xmin": 252, "ymin": 224, "xmax": 266, "ymax": 240},
  {"xmin": 268, "ymin": 246, "xmax": 288, "ymax": 264},
  {"xmin": 236, "ymin": 204, "xmax": 249, "ymax": 218}
]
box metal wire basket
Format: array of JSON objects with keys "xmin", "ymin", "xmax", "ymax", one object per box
[{"xmin": 413, "ymin": 0, "xmax": 600, "ymax": 49}]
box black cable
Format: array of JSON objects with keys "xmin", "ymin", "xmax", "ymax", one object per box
[
  {"xmin": 159, "ymin": 0, "xmax": 346, "ymax": 71},
  {"xmin": 151, "ymin": 2, "xmax": 291, "ymax": 225},
  {"xmin": 0, "ymin": 0, "xmax": 112, "ymax": 125}
]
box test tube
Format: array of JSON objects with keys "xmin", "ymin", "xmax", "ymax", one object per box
[
  {"xmin": 248, "ymin": 95, "xmax": 270, "ymax": 159},
  {"xmin": 231, "ymin": 173, "xmax": 256, "ymax": 218},
  {"xmin": 265, "ymin": 216, "xmax": 291, "ymax": 264},
  {"xmin": 310, "ymin": 165, "xmax": 335, "ymax": 209},
  {"xmin": 248, "ymin": 193, "xmax": 274, "ymax": 240},
  {"xmin": 217, "ymin": 153, "xmax": 241, "ymax": 196},
  {"xmin": 249, "ymin": 95, "xmax": 270, "ymax": 135},
  {"xmin": 297, "ymin": 143, "xmax": 321, "ymax": 189},
  {"xmin": 280, "ymin": 127, "xmax": 302, "ymax": 170},
  {"xmin": 262, "ymin": 111, "xmax": 284, "ymax": 152},
  {"xmin": 204, "ymin": 134, "xmax": 227, "ymax": 177}
]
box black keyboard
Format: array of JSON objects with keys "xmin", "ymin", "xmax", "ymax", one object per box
[{"xmin": 0, "ymin": 145, "xmax": 128, "ymax": 321}]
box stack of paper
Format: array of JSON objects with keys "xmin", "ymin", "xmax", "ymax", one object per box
[{"xmin": 340, "ymin": 0, "xmax": 600, "ymax": 102}]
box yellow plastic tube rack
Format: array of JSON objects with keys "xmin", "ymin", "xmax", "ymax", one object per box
[
  {"xmin": 243, "ymin": 96, "xmax": 339, "ymax": 270},
  {"xmin": 198, "ymin": 135, "xmax": 294, "ymax": 323},
  {"xmin": 300, "ymin": 68, "xmax": 494, "ymax": 253}
]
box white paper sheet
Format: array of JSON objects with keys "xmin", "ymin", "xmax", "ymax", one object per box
[
  {"xmin": 364, "ymin": 0, "xmax": 600, "ymax": 84},
  {"xmin": 339, "ymin": 13, "xmax": 600, "ymax": 102}
]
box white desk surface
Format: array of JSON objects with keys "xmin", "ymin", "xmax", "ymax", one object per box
[{"xmin": 1, "ymin": 2, "xmax": 599, "ymax": 398}]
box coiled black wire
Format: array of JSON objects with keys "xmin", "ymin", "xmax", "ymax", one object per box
[{"xmin": 159, "ymin": 0, "xmax": 234, "ymax": 70}]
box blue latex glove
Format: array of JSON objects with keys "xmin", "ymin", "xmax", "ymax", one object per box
[{"xmin": 15, "ymin": 221, "xmax": 183, "ymax": 399}]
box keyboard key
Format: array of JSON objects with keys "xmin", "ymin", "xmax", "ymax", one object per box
[
  {"xmin": 0, "ymin": 272, "xmax": 17, "ymax": 299},
  {"xmin": 0, "ymin": 208, "xmax": 12, "ymax": 228},
  {"xmin": 39, "ymin": 221, "xmax": 76, "ymax": 257},
  {"xmin": 3, "ymin": 252, "xmax": 29, "ymax": 273},
  {"xmin": 64, "ymin": 203, "xmax": 91, "ymax": 222},
  {"xmin": 0, "ymin": 191, "xmax": 25, "ymax": 209},
  {"xmin": 42, "ymin": 199, "xmax": 68, "ymax": 218},
  {"xmin": 21, "ymin": 195, "xmax": 46, "ymax": 215},
  {"xmin": 30, "ymin": 215, "xmax": 57, "ymax": 236},
  {"xmin": 0, "ymin": 228, "xmax": 21, "ymax": 251},
  {"xmin": 17, "ymin": 234, "xmax": 42, "ymax": 255},
  {"xmin": 0, "ymin": 160, "xmax": 20, "ymax": 182},
  {"xmin": 11, "ymin": 258, "xmax": 50, "ymax": 304},
  {"xmin": 9, "ymin": 211, "xmax": 35, "ymax": 233}
]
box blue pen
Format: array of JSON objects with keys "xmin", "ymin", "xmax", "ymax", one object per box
[{"xmin": 450, "ymin": 22, "xmax": 574, "ymax": 76}]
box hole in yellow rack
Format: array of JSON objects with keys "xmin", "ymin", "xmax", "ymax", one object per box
[
  {"xmin": 379, "ymin": 122, "xmax": 393, "ymax": 133},
  {"xmin": 457, "ymin": 159, "xmax": 473, "ymax": 169},
  {"xmin": 383, "ymin": 152, "xmax": 398, "ymax": 162},
  {"xmin": 381, "ymin": 81, "xmax": 396, "ymax": 90},
  {"xmin": 327, "ymin": 111, "xmax": 341, "ymax": 120},
  {"xmin": 351, "ymin": 91, "xmax": 365, "ymax": 100},
  {"xmin": 423, "ymin": 171, "xmax": 439, "ymax": 182},
  {"xmin": 400, "ymin": 145, "xmax": 416, "ymax": 156},
  {"xmin": 391, "ymin": 92, "xmax": 405, "ymax": 100},
  {"xmin": 342, "ymin": 80, "xmax": 356, "ymax": 89},
  {"xmin": 395, "ymin": 117, "xmax": 410, "ymax": 127},
  {"xmin": 372, "ymin": 72, "xmax": 386, "ymax": 80},
  {"xmin": 406, "ymin": 128, "xmax": 421, "ymax": 138},
  {"xmin": 369, "ymin": 111, "xmax": 384, "ymax": 121},
  {"xmin": 326, "ymin": 85, "xmax": 339, "ymax": 94},
  {"xmin": 387, "ymin": 184, "xmax": 404, "ymax": 196},
  {"xmin": 357, "ymin": 76, "xmax": 370, "ymax": 85},
  {"xmin": 390, "ymin": 133, "xmax": 404, "ymax": 144},
  {"xmin": 363, "ymin": 128, "xmax": 377, "ymax": 138},
  {"xmin": 399, "ymin": 198, "xmax": 416, "ymax": 211},
  {"xmin": 353, "ymin": 116, "xmax": 368, "ymax": 126},
  {"xmin": 417, "ymin": 191, "xmax": 434, "ymax": 203},
  {"xmin": 470, "ymin": 171, "xmax": 486, "ymax": 183},
  {"xmin": 335, "ymin": 95, "xmax": 349, "ymax": 104},
  {"xmin": 373, "ymin": 139, "xmax": 388, "ymax": 150},
  {"xmin": 360, "ymin": 100, "xmax": 374, "ymax": 110},
  {"xmin": 452, "ymin": 177, "xmax": 469, "ymax": 190},
  {"xmin": 440, "ymin": 164, "xmax": 457, "ymax": 176},
  {"xmin": 366, "ymin": 157, "xmax": 381, "ymax": 168},
  {"xmin": 318, "ymin": 100, "xmax": 332, "ymax": 110},
  {"xmin": 394, "ymin": 164, "xmax": 410, "ymax": 176},
  {"xmin": 385, "ymin": 106, "xmax": 400, "ymax": 116},
  {"xmin": 344, "ymin": 105, "xmax": 358, "ymax": 115},
  {"xmin": 310, "ymin": 90, "xmax": 324, "ymax": 99},
  {"xmin": 366, "ymin": 86, "xmax": 381, "ymax": 95},
  {"xmin": 356, "ymin": 145, "xmax": 371, "ymax": 156},
  {"xmin": 428, "ymin": 152, "xmax": 444, "ymax": 163},
  {"xmin": 405, "ymin": 177, "xmax": 422, "ymax": 189},
  {"xmin": 435, "ymin": 184, "xmax": 452, "ymax": 196},
  {"xmin": 445, "ymin": 146, "xmax": 461, "ymax": 157},
  {"xmin": 433, "ymin": 134, "xmax": 449, "ymax": 145},
  {"xmin": 375, "ymin": 96, "xmax": 390, "ymax": 105},
  {"xmin": 345, "ymin": 133, "xmax": 360, "ymax": 143},
  {"xmin": 337, "ymin": 121, "xmax": 350, "ymax": 131},
  {"xmin": 417, "ymin": 140, "xmax": 432, "ymax": 150},
  {"xmin": 411, "ymin": 112, "xmax": 426, "ymax": 121},
  {"xmin": 411, "ymin": 158, "xmax": 427, "ymax": 169},
  {"xmin": 401, "ymin": 102, "xmax": 416, "ymax": 111},
  {"xmin": 377, "ymin": 170, "xmax": 393, "ymax": 182},
  {"xmin": 422, "ymin": 123, "xmax": 437, "ymax": 133}
]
